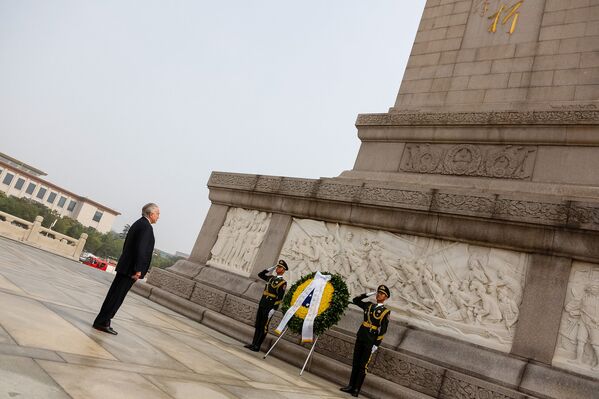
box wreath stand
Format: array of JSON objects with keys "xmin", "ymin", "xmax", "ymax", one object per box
[{"xmin": 263, "ymin": 328, "xmax": 320, "ymax": 376}]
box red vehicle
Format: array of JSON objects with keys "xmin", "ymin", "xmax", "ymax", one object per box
[{"xmin": 82, "ymin": 256, "xmax": 108, "ymax": 271}]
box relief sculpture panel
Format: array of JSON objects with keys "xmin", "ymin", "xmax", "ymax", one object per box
[
  {"xmin": 400, "ymin": 144, "xmax": 536, "ymax": 179},
  {"xmin": 207, "ymin": 207, "xmax": 272, "ymax": 277},
  {"xmin": 279, "ymin": 218, "xmax": 528, "ymax": 351},
  {"xmin": 553, "ymin": 261, "xmax": 599, "ymax": 378}
]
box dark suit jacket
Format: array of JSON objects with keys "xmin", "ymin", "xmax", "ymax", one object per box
[{"xmin": 116, "ymin": 217, "xmax": 155, "ymax": 279}]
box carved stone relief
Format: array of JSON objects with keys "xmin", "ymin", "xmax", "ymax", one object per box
[
  {"xmin": 355, "ymin": 110, "xmax": 599, "ymax": 126},
  {"xmin": 439, "ymin": 374, "xmax": 520, "ymax": 399},
  {"xmin": 207, "ymin": 207, "xmax": 272, "ymax": 277},
  {"xmin": 190, "ymin": 283, "xmax": 226, "ymax": 312},
  {"xmin": 400, "ymin": 144, "xmax": 536, "ymax": 179},
  {"xmin": 360, "ymin": 187, "xmax": 432, "ymax": 208},
  {"xmin": 370, "ymin": 349, "xmax": 444, "ymax": 397},
  {"xmin": 222, "ymin": 295, "xmax": 257, "ymax": 325},
  {"xmin": 207, "ymin": 172, "xmax": 599, "ymax": 231},
  {"xmin": 279, "ymin": 218, "xmax": 528, "ymax": 351},
  {"xmin": 209, "ymin": 172, "xmax": 257, "ymax": 189},
  {"xmin": 553, "ymin": 261, "xmax": 599, "ymax": 378}
]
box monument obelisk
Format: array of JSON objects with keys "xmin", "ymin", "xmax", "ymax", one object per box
[{"xmin": 143, "ymin": 1, "xmax": 599, "ymax": 398}]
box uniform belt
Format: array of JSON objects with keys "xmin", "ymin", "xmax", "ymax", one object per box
[
  {"xmin": 361, "ymin": 321, "xmax": 379, "ymax": 331},
  {"xmin": 263, "ymin": 291, "xmax": 276, "ymax": 298}
]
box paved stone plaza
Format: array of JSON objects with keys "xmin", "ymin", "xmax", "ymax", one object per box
[{"xmin": 0, "ymin": 237, "xmax": 347, "ymax": 399}]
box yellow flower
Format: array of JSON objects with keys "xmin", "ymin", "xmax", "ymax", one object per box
[{"xmin": 290, "ymin": 278, "xmax": 335, "ymax": 319}]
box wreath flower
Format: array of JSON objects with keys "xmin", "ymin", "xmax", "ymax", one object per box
[{"xmin": 280, "ymin": 272, "xmax": 349, "ymax": 336}]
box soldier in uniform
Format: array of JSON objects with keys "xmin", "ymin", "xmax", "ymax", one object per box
[
  {"xmin": 244, "ymin": 259, "xmax": 288, "ymax": 352},
  {"xmin": 340, "ymin": 285, "xmax": 391, "ymax": 397}
]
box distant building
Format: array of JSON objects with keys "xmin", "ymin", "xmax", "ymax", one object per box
[
  {"xmin": 175, "ymin": 251, "xmax": 190, "ymax": 259},
  {"xmin": 0, "ymin": 152, "xmax": 120, "ymax": 233}
]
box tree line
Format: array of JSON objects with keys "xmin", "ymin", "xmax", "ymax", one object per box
[{"xmin": 0, "ymin": 192, "xmax": 180, "ymax": 268}]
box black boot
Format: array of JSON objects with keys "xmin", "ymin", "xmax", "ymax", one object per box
[
  {"xmin": 343, "ymin": 366, "xmax": 358, "ymax": 393},
  {"xmin": 351, "ymin": 373, "xmax": 366, "ymax": 397}
]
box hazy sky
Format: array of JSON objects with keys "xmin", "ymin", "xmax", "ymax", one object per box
[{"xmin": 0, "ymin": 1, "xmax": 426, "ymax": 254}]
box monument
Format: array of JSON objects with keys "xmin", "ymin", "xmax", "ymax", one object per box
[{"xmin": 141, "ymin": 1, "xmax": 599, "ymax": 398}]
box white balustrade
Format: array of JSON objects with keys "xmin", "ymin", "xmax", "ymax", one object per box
[{"xmin": 0, "ymin": 210, "xmax": 87, "ymax": 260}]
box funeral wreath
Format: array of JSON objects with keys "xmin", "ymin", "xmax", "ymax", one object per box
[{"xmin": 280, "ymin": 272, "xmax": 350, "ymax": 336}]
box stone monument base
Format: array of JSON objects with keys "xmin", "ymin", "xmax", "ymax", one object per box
[{"xmin": 138, "ymin": 260, "xmax": 597, "ymax": 399}]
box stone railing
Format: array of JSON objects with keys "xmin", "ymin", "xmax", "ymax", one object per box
[{"xmin": 0, "ymin": 210, "xmax": 87, "ymax": 260}]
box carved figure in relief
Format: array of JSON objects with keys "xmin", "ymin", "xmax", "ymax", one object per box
[
  {"xmin": 471, "ymin": 280, "xmax": 503, "ymax": 323},
  {"xmin": 565, "ymin": 282, "xmax": 599, "ymax": 370},
  {"xmin": 491, "ymin": 268, "xmax": 522, "ymax": 304},
  {"xmin": 280, "ymin": 219, "xmax": 527, "ymax": 351},
  {"xmin": 405, "ymin": 264, "xmax": 428, "ymax": 301},
  {"xmin": 345, "ymin": 238, "xmax": 377, "ymax": 294},
  {"xmin": 368, "ymin": 241, "xmax": 389, "ymax": 283},
  {"xmin": 210, "ymin": 220, "xmax": 231, "ymax": 264},
  {"xmin": 447, "ymin": 282, "xmax": 475, "ymax": 322},
  {"xmin": 336, "ymin": 232, "xmax": 356, "ymax": 276},
  {"xmin": 380, "ymin": 258, "xmax": 405, "ymax": 297},
  {"xmin": 497, "ymin": 290, "xmax": 519, "ymax": 332},
  {"xmin": 467, "ymin": 256, "xmax": 490, "ymax": 284},
  {"xmin": 208, "ymin": 208, "xmax": 271, "ymax": 274},
  {"xmin": 422, "ymin": 273, "xmax": 448, "ymax": 317}
]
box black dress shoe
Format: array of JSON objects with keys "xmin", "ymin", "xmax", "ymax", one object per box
[
  {"xmin": 351, "ymin": 391, "xmax": 360, "ymax": 397},
  {"xmin": 340, "ymin": 386, "xmax": 354, "ymax": 393},
  {"xmin": 93, "ymin": 324, "xmax": 118, "ymax": 335},
  {"xmin": 243, "ymin": 344, "xmax": 254, "ymax": 349},
  {"xmin": 248, "ymin": 345, "xmax": 260, "ymax": 352}
]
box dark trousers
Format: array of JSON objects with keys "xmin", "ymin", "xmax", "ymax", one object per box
[
  {"xmin": 251, "ymin": 305, "xmax": 272, "ymax": 349},
  {"xmin": 348, "ymin": 333, "xmax": 375, "ymax": 391},
  {"xmin": 94, "ymin": 273, "xmax": 135, "ymax": 327}
]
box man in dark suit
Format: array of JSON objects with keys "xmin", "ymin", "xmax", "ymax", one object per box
[
  {"xmin": 340, "ymin": 285, "xmax": 391, "ymax": 397},
  {"xmin": 244, "ymin": 259, "xmax": 288, "ymax": 352},
  {"xmin": 93, "ymin": 203, "xmax": 159, "ymax": 335}
]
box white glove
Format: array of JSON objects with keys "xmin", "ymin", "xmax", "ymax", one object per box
[
  {"xmin": 267, "ymin": 266, "xmax": 276, "ymax": 272},
  {"xmin": 268, "ymin": 309, "xmax": 275, "ymax": 318},
  {"xmin": 371, "ymin": 346, "xmax": 378, "ymax": 354},
  {"xmin": 366, "ymin": 291, "xmax": 376, "ymax": 297}
]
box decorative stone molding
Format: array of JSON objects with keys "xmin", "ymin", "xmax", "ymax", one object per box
[
  {"xmin": 356, "ymin": 110, "xmax": 599, "ymax": 127},
  {"xmin": 209, "ymin": 173, "xmax": 257, "ymax": 189},
  {"xmin": 569, "ymin": 203, "xmax": 599, "ymax": 228},
  {"xmin": 370, "ymin": 348, "xmax": 444, "ymax": 397},
  {"xmin": 314, "ymin": 330, "xmax": 354, "ymax": 365},
  {"xmin": 222, "ymin": 295, "xmax": 257, "ymax": 325},
  {"xmin": 431, "ymin": 193, "xmax": 495, "ymax": 215},
  {"xmin": 146, "ymin": 268, "xmax": 196, "ymax": 300},
  {"xmin": 439, "ymin": 371, "xmax": 523, "ymax": 399},
  {"xmin": 317, "ymin": 182, "xmax": 363, "ymax": 201},
  {"xmin": 400, "ymin": 144, "xmax": 536, "ymax": 180},
  {"xmin": 190, "ymin": 283, "xmax": 227, "ymax": 312},
  {"xmin": 278, "ymin": 178, "xmax": 320, "ymax": 196},
  {"xmin": 360, "ymin": 186, "xmax": 432, "ymax": 209},
  {"xmin": 495, "ymin": 199, "xmax": 568, "ymax": 223},
  {"xmin": 208, "ymin": 172, "xmax": 599, "ymax": 232},
  {"xmin": 254, "ymin": 176, "xmax": 281, "ymax": 192}
]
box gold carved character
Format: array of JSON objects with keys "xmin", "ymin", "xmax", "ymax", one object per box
[{"xmin": 488, "ymin": 1, "xmax": 523, "ymax": 34}]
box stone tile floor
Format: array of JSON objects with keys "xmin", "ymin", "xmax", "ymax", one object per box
[{"xmin": 0, "ymin": 237, "xmax": 347, "ymax": 399}]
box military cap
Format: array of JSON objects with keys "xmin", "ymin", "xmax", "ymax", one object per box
[
  {"xmin": 277, "ymin": 259, "xmax": 288, "ymax": 270},
  {"xmin": 377, "ymin": 284, "xmax": 390, "ymax": 298}
]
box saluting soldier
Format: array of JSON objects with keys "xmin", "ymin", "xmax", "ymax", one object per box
[
  {"xmin": 244, "ymin": 259, "xmax": 288, "ymax": 352},
  {"xmin": 340, "ymin": 285, "xmax": 391, "ymax": 397}
]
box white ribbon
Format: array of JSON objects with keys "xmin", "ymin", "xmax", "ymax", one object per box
[{"xmin": 275, "ymin": 271, "xmax": 331, "ymax": 343}]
